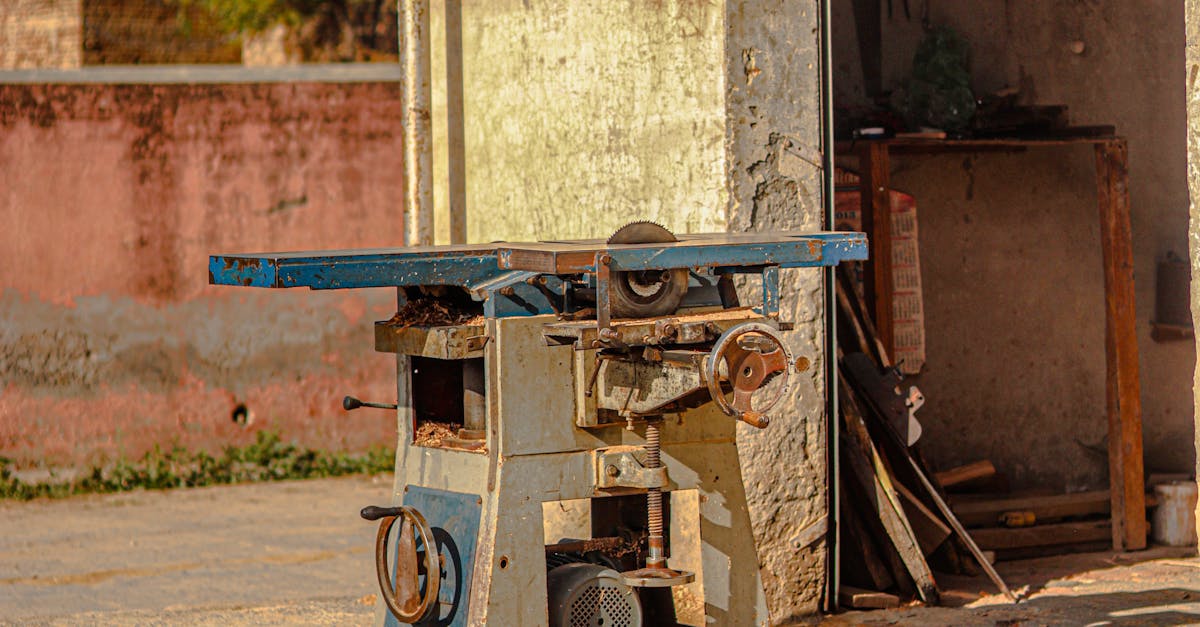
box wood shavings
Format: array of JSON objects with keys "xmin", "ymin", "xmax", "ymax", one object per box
[
  {"xmin": 414, "ymin": 421, "xmax": 458, "ymax": 447},
  {"xmin": 386, "ymin": 299, "xmax": 482, "ymax": 328}
]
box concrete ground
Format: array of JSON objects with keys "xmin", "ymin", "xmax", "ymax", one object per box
[
  {"xmin": 0, "ymin": 476, "xmax": 384, "ymax": 625},
  {"xmin": 2, "ymin": 476, "xmax": 1198, "ymax": 625}
]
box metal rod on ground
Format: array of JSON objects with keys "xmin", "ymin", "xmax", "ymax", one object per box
[
  {"xmin": 903, "ymin": 452, "xmax": 1020, "ymax": 603},
  {"xmin": 400, "ymin": 0, "xmax": 434, "ymax": 246}
]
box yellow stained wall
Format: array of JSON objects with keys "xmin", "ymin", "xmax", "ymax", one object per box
[{"xmin": 428, "ymin": 0, "xmax": 727, "ymax": 244}]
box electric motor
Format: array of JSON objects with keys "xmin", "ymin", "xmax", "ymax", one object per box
[{"xmin": 546, "ymin": 562, "xmax": 643, "ymax": 627}]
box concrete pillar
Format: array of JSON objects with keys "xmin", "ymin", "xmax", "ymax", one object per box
[
  {"xmin": 1185, "ymin": 0, "xmax": 1200, "ymax": 549},
  {"xmin": 725, "ymin": 2, "xmax": 827, "ymax": 619}
]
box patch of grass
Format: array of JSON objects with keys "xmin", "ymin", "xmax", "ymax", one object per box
[{"xmin": 0, "ymin": 431, "xmax": 394, "ymax": 501}]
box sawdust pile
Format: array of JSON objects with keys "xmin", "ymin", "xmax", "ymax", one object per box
[
  {"xmin": 414, "ymin": 421, "xmax": 458, "ymax": 447},
  {"xmin": 386, "ymin": 299, "xmax": 483, "ymax": 328}
]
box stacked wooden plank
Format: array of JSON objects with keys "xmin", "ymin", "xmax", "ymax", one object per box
[{"xmin": 948, "ymin": 486, "xmax": 1117, "ymax": 561}]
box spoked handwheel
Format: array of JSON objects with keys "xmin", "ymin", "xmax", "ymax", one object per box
[
  {"xmin": 704, "ymin": 322, "xmax": 792, "ymax": 428},
  {"xmin": 361, "ymin": 505, "xmax": 441, "ymax": 623}
]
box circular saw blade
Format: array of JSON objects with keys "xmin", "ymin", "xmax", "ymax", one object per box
[
  {"xmin": 603, "ymin": 221, "xmax": 687, "ymax": 318},
  {"xmin": 607, "ymin": 221, "xmax": 676, "ymax": 245}
]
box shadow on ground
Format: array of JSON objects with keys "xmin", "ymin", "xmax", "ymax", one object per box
[{"xmin": 809, "ymin": 547, "xmax": 1200, "ymax": 626}]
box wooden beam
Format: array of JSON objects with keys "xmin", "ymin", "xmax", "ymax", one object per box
[
  {"xmin": 968, "ymin": 520, "xmax": 1112, "ymax": 551},
  {"xmin": 934, "ymin": 460, "xmax": 997, "ymax": 489},
  {"xmin": 1094, "ymin": 139, "xmax": 1147, "ymax": 551},
  {"xmin": 952, "ymin": 490, "xmax": 1110, "ymax": 528},
  {"xmin": 840, "ymin": 379, "xmax": 939, "ymax": 603},
  {"xmin": 895, "ymin": 481, "xmax": 952, "ymax": 554},
  {"xmin": 857, "ymin": 142, "xmax": 894, "ymax": 358},
  {"xmin": 839, "ymin": 586, "xmax": 900, "ymax": 610},
  {"xmin": 838, "ymin": 266, "xmax": 892, "ymax": 367},
  {"xmin": 841, "ymin": 487, "xmax": 896, "ymax": 592}
]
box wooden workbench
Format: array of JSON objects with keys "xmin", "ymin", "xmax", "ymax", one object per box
[{"xmin": 838, "ymin": 136, "xmax": 1146, "ymax": 551}]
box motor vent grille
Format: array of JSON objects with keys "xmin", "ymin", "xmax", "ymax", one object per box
[{"xmin": 569, "ymin": 582, "xmax": 634, "ymax": 627}]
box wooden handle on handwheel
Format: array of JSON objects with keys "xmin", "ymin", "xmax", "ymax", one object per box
[
  {"xmin": 373, "ymin": 506, "xmax": 441, "ymax": 623},
  {"xmin": 704, "ymin": 321, "xmax": 791, "ymax": 428}
]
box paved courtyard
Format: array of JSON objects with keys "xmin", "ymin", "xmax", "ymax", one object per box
[{"xmin": 2, "ymin": 476, "xmax": 1197, "ymax": 625}]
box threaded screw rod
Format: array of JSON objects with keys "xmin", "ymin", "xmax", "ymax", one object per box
[{"xmin": 644, "ymin": 415, "xmax": 666, "ymax": 568}]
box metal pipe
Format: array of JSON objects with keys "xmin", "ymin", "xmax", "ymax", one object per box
[
  {"xmin": 400, "ymin": 0, "xmax": 434, "ymax": 246},
  {"xmin": 445, "ymin": 0, "xmax": 467, "ymax": 244},
  {"xmin": 818, "ymin": 0, "xmax": 841, "ymax": 613}
]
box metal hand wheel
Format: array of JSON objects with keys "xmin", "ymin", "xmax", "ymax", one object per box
[
  {"xmin": 361, "ymin": 505, "xmax": 441, "ymax": 623},
  {"xmin": 704, "ymin": 322, "xmax": 792, "ymax": 428}
]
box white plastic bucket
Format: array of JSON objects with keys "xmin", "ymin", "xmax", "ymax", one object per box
[{"xmin": 1151, "ymin": 481, "xmax": 1198, "ymax": 547}]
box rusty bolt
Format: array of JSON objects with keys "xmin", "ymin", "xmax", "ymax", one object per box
[
  {"xmin": 795, "ymin": 356, "xmax": 811, "ymax": 372},
  {"xmin": 606, "ymin": 465, "xmax": 620, "ymax": 478},
  {"xmin": 499, "ymin": 286, "xmax": 515, "ymax": 296}
]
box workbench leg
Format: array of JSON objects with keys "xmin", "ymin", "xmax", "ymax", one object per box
[
  {"xmin": 1095, "ymin": 139, "xmax": 1147, "ymax": 551},
  {"xmin": 670, "ymin": 444, "xmax": 769, "ymax": 625},
  {"xmin": 857, "ymin": 143, "xmax": 895, "ymax": 358}
]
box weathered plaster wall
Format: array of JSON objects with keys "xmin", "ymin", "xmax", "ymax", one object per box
[
  {"xmin": 424, "ymin": 0, "xmax": 728, "ymax": 243},
  {"xmin": 0, "ymin": 0, "xmax": 81, "ymax": 69},
  {"xmin": 726, "ymin": 1, "xmax": 827, "ymax": 620},
  {"xmin": 0, "ymin": 81, "xmax": 404, "ymax": 468},
  {"xmin": 834, "ymin": 1, "xmax": 1193, "ymax": 490},
  {"xmin": 1186, "ymin": 0, "xmax": 1200, "ymax": 547}
]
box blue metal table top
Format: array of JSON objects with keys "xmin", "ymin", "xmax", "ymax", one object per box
[{"xmin": 208, "ymin": 230, "xmax": 867, "ymax": 291}]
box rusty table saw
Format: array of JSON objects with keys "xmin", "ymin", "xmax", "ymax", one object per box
[{"xmin": 210, "ymin": 224, "xmax": 866, "ymax": 626}]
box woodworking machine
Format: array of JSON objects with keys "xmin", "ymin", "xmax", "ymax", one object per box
[{"xmin": 209, "ymin": 223, "xmax": 866, "ymax": 626}]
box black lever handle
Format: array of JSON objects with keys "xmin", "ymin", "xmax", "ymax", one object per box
[
  {"xmin": 343, "ymin": 396, "xmax": 399, "ymax": 411},
  {"xmin": 361, "ymin": 505, "xmax": 405, "ymax": 521}
]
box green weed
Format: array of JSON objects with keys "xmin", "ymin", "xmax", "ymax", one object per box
[{"xmin": 0, "ymin": 431, "xmax": 394, "ymax": 500}]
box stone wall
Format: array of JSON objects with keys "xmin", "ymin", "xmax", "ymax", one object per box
[
  {"xmin": 0, "ymin": 0, "xmax": 240, "ymax": 68},
  {"xmin": 0, "ymin": 0, "xmax": 82, "ymax": 69},
  {"xmin": 83, "ymin": 0, "xmax": 240, "ymax": 64},
  {"xmin": 0, "ymin": 79, "xmax": 405, "ymax": 469}
]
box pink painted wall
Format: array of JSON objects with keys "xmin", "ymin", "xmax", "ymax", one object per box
[{"xmin": 0, "ymin": 81, "xmax": 407, "ymax": 469}]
